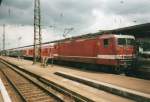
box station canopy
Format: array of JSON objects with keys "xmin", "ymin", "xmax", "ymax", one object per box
[
  {"xmin": 0, "ymin": 0, "xmax": 2, "ymax": 5},
  {"xmin": 102, "ymin": 23, "xmax": 150, "ymax": 38}
]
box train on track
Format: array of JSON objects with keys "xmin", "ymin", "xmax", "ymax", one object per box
[{"xmin": 4, "ymin": 33, "xmax": 136, "ymax": 73}]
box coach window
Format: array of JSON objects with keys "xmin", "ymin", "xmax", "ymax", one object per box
[{"xmin": 104, "ymin": 39, "xmax": 109, "ymax": 47}]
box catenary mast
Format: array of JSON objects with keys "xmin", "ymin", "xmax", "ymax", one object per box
[
  {"xmin": 3, "ymin": 24, "xmax": 5, "ymax": 55},
  {"xmin": 33, "ymin": 0, "xmax": 42, "ymax": 64}
]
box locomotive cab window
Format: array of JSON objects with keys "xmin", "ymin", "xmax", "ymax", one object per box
[
  {"xmin": 104, "ymin": 39, "xmax": 109, "ymax": 47},
  {"xmin": 118, "ymin": 38, "xmax": 126, "ymax": 45},
  {"xmin": 118, "ymin": 38, "xmax": 135, "ymax": 46},
  {"xmin": 126, "ymin": 39, "xmax": 135, "ymax": 46}
]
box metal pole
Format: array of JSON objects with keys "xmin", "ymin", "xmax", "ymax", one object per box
[
  {"xmin": 33, "ymin": 0, "xmax": 42, "ymax": 64},
  {"xmin": 33, "ymin": 0, "xmax": 36, "ymax": 64},
  {"xmin": 38, "ymin": 0, "xmax": 42, "ymax": 62},
  {"xmin": 3, "ymin": 24, "xmax": 5, "ymax": 55}
]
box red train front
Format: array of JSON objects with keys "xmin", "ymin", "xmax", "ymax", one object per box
[{"xmin": 96, "ymin": 34, "xmax": 135, "ymax": 72}]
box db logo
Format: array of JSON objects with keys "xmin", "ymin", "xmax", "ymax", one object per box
[{"xmin": 97, "ymin": 42, "xmax": 100, "ymax": 46}]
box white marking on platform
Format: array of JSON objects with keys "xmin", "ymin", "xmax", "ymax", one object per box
[
  {"xmin": 57, "ymin": 71, "xmax": 150, "ymax": 99},
  {"xmin": 19, "ymin": 66, "xmax": 24, "ymax": 69},
  {"xmin": 0, "ymin": 79, "xmax": 12, "ymax": 102}
]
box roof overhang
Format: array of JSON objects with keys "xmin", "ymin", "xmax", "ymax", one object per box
[
  {"xmin": 102, "ymin": 23, "xmax": 150, "ymax": 38},
  {"xmin": 0, "ymin": 0, "xmax": 2, "ymax": 5}
]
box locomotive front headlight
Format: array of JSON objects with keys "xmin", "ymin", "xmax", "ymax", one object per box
[{"xmin": 116, "ymin": 47, "xmax": 121, "ymax": 53}]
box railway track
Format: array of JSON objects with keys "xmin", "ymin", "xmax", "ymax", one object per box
[
  {"xmin": 1, "ymin": 57, "xmax": 149, "ymax": 102},
  {"xmin": 0, "ymin": 70, "xmax": 23, "ymax": 102},
  {"xmin": 0, "ymin": 58, "xmax": 138, "ymax": 102},
  {"xmin": 0, "ymin": 61, "xmax": 62, "ymax": 102},
  {"xmin": 0, "ymin": 60, "xmax": 83, "ymax": 102}
]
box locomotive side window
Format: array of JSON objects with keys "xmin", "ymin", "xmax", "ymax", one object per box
[
  {"xmin": 104, "ymin": 39, "xmax": 109, "ymax": 47},
  {"xmin": 118, "ymin": 38, "xmax": 126, "ymax": 45}
]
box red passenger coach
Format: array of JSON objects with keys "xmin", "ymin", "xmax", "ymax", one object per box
[
  {"xmin": 53, "ymin": 34, "xmax": 135, "ymax": 72},
  {"xmin": 41, "ymin": 46, "xmax": 50, "ymax": 57}
]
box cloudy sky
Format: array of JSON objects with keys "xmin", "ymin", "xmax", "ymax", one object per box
[{"xmin": 0, "ymin": 0, "xmax": 150, "ymax": 49}]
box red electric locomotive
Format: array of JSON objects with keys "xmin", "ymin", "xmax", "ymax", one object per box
[{"xmin": 51, "ymin": 34, "xmax": 135, "ymax": 72}]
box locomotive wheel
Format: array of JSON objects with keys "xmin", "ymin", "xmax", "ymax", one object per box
[
  {"xmin": 125, "ymin": 69, "xmax": 133, "ymax": 76},
  {"xmin": 114, "ymin": 67, "xmax": 122, "ymax": 74}
]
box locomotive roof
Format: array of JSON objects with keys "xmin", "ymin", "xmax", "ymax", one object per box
[{"xmin": 100, "ymin": 34, "xmax": 135, "ymax": 39}]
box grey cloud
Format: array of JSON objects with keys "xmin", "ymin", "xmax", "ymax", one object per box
[
  {"xmin": 41, "ymin": 0, "xmax": 103, "ymax": 34},
  {"xmin": 96, "ymin": 0, "xmax": 150, "ymax": 26},
  {"xmin": 101, "ymin": 0, "xmax": 150, "ymax": 15},
  {"xmin": 0, "ymin": 0, "xmax": 150, "ymax": 33},
  {"xmin": 2, "ymin": 0, "xmax": 32, "ymax": 10},
  {"xmin": 0, "ymin": 0, "xmax": 150, "ymax": 49},
  {"xmin": 0, "ymin": 0, "xmax": 33, "ymax": 25}
]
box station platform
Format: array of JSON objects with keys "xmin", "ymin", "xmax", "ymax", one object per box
[
  {"xmin": 0, "ymin": 56, "xmax": 150, "ymax": 101},
  {"xmin": 0, "ymin": 92, "xmax": 4, "ymax": 102},
  {"xmin": 0, "ymin": 78, "xmax": 12, "ymax": 102}
]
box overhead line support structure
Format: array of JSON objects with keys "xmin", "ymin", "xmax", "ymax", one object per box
[
  {"xmin": 33, "ymin": 0, "xmax": 42, "ymax": 64},
  {"xmin": 3, "ymin": 24, "xmax": 5, "ymax": 55}
]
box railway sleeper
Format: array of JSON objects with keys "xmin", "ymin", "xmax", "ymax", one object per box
[
  {"xmin": 27, "ymin": 96, "xmax": 55, "ymax": 101},
  {"xmin": 24, "ymin": 93, "xmax": 48, "ymax": 98},
  {"xmin": 18, "ymin": 86, "xmax": 40, "ymax": 90},
  {"xmin": 21, "ymin": 90, "xmax": 44, "ymax": 95},
  {"xmin": 23, "ymin": 94, "xmax": 50, "ymax": 100}
]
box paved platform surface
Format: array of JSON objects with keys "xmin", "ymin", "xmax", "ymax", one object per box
[
  {"xmin": 1, "ymin": 56, "xmax": 150, "ymax": 101},
  {"xmin": 0, "ymin": 92, "xmax": 4, "ymax": 102},
  {"xmin": 0, "ymin": 78, "xmax": 12, "ymax": 102}
]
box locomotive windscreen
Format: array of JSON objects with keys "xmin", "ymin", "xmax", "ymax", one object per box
[
  {"xmin": 126, "ymin": 39, "xmax": 135, "ymax": 45},
  {"xmin": 118, "ymin": 38, "xmax": 135, "ymax": 46}
]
